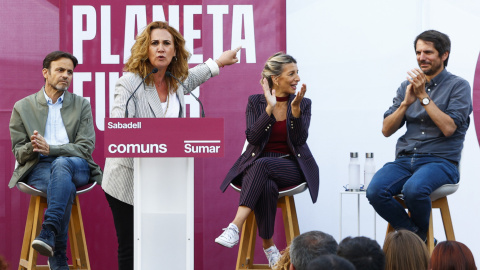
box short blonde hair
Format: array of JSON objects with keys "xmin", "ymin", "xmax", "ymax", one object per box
[
  {"xmin": 124, "ymin": 21, "xmax": 191, "ymax": 92},
  {"xmin": 260, "ymin": 52, "xmax": 297, "ymax": 89},
  {"xmin": 383, "ymin": 230, "xmax": 429, "ymax": 270}
]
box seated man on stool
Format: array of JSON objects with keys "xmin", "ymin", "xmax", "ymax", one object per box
[
  {"xmin": 9, "ymin": 51, "xmax": 102, "ymax": 269},
  {"xmin": 366, "ymin": 30, "xmax": 472, "ymax": 242}
]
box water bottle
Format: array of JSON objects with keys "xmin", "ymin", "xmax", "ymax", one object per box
[
  {"xmin": 348, "ymin": 152, "xmax": 360, "ymax": 191},
  {"xmin": 364, "ymin": 153, "xmax": 375, "ymax": 190}
]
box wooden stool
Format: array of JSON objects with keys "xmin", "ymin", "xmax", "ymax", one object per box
[
  {"xmin": 230, "ymin": 182, "xmax": 307, "ymax": 270},
  {"xmin": 16, "ymin": 182, "xmax": 96, "ymax": 270},
  {"xmin": 385, "ymin": 183, "xmax": 458, "ymax": 254}
]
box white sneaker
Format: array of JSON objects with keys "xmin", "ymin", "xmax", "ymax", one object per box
[
  {"xmin": 264, "ymin": 245, "xmax": 281, "ymax": 267},
  {"xmin": 215, "ymin": 223, "xmax": 239, "ymax": 248}
]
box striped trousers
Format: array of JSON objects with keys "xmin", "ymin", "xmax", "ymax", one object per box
[{"xmin": 234, "ymin": 152, "xmax": 305, "ymax": 239}]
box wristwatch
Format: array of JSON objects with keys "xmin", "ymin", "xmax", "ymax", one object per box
[{"xmin": 420, "ymin": 97, "xmax": 430, "ymax": 106}]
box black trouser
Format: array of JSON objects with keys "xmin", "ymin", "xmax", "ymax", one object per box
[
  {"xmin": 105, "ymin": 192, "xmax": 133, "ymax": 270},
  {"xmin": 235, "ymin": 152, "xmax": 305, "ymax": 239}
]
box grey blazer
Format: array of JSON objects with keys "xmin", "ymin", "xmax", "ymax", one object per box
[{"xmin": 102, "ymin": 61, "xmax": 217, "ymax": 205}]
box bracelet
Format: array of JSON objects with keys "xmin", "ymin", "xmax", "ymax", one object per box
[{"xmin": 216, "ymin": 59, "xmax": 225, "ymax": 68}]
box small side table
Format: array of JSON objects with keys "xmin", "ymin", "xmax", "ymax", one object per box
[{"xmin": 339, "ymin": 190, "xmax": 376, "ymax": 239}]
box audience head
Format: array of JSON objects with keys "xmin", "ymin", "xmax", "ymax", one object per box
[
  {"xmin": 0, "ymin": 255, "xmax": 8, "ymax": 270},
  {"xmin": 337, "ymin": 236, "xmax": 385, "ymax": 270},
  {"xmin": 289, "ymin": 231, "xmax": 338, "ymax": 270},
  {"xmin": 429, "ymin": 241, "xmax": 477, "ymax": 270},
  {"xmin": 306, "ymin": 254, "xmax": 355, "ymax": 270},
  {"xmin": 273, "ymin": 245, "xmax": 291, "ymax": 270},
  {"xmin": 383, "ymin": 230, "xmax": 429, "ymax": 270}
]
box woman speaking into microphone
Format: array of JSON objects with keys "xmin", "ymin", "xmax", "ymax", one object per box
[{"xmin": 102, "ymin": 21, "xmax": 240, "ymax": 270}]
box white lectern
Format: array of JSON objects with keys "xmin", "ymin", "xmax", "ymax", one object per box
[
  {"xmin": 104, "ymin": 118, "xmax": 224, "ymax": 270},
  {"xmin": 134, "ymin": 157, "xmax": 194, "ymax": 269}
]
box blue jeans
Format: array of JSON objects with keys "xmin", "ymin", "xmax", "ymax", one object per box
[
  {"xmin": 366, "ymin": 154, "xmax": 459, "ymax": 240},
  {"xmin": 26, "ymin": 156, "xmax": 90, "ymax": 251}
]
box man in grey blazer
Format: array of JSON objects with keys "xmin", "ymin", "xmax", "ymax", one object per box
[{"xmin": 9, "ymin": 51, "xmax": 102, "ymax": 270}]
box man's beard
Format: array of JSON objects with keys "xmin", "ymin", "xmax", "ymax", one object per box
[
  {"xmin": 419, "ymin": 61, "xmax": 441, "ymax": 76},
  {"xmin": 51, "ymin": 82, "xmax": 69, "ymax": 92}
]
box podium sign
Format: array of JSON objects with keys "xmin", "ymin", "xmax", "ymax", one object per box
[
  {"xmin": 104, "ymin": 118, "xmax": 224, "ymax": 157},
  {"xmin": 104, "ymin": 118, "xmax": 224, "ymax": 270}
]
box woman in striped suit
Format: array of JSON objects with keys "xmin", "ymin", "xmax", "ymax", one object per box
[
  {"xmin": 102, "ymin": 21, "xmax": 240, "ymax": 270},
  {"xmin": 216, "ymin": 52, "xmax": 319, "ymax": 267}
]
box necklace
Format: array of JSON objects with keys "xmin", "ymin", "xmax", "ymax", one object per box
[{"xmin": 276, "ymin": 95, "xmax": 289, "ymax": 102}]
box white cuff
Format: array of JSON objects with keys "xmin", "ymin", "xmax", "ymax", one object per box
[{"xmin": 205, "ymin": 58, "xmax": 220, "ymax": 77}]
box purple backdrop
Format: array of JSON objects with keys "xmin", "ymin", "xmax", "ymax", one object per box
[{"xmin": 0, "ymin": 0, "xmax": 286, "ymax": 269}]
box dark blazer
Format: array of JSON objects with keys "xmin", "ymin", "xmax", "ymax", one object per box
[{"xmin": 220, "ymin": 94, "xmax": 319, "ymax": 203}]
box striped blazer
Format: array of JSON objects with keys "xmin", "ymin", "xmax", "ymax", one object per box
[
  {"xmin": 102, "ymin": 62, "xmax": 217, "ymax": 205},
  {"xmin": 220, "ymin": 94, "xmax": 320, "ymax": 203}
]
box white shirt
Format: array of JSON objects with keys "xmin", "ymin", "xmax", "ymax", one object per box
[
  {"xmin": 161, "ymin": 91, "xmax": 180, "ymax": 118},
  {"xmin": 43, "ymin": 90, "xmax": 69, "ymax": 146}
]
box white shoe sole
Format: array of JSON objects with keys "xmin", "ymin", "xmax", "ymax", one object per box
[
  {"xmin": 215, "ymin": 237, "xmax": 238, "ymax": 248},
  {"xmin": 32, "ymin": 240, "xmax": 54, "ymax": 257}
]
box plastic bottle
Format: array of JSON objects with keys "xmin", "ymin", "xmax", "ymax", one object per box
[
  {"xmin": 364, "ymin": 153, "xmax": 375, "ymax": 190},
  {"xmin": 348, "ymin": 152, "xmax": 360, "ymax": 191}
]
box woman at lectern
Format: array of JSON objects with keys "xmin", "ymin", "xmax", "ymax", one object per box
[
  {"xmin": 102, "ymin": 21, "xmax": 240, "ymax": 270},
  {"xmin": 215, "ymin": 52, "xmax": 319, "ymax": 267}
]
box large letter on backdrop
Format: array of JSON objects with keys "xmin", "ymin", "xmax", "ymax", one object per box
[{"xmin": 72, "ymin": 5, "xmax": 96, "ymax": 64}]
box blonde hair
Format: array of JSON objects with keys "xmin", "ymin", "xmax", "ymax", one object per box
[
  {"xmin": 383, "ymin": 230, "xmax": 429, "ymax": 270},
  {"xmin": 260, "ymin": 52, "xmax": 297, "ymax": 89},
  {"xmin": 124, "ymin": 21, "xmax": 191, "ymax": 92},
  {"xmin": 273, "ymin": 246, "xmax": 291, "ymax": 270}
]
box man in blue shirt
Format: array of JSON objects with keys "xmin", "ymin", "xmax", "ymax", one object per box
[{"xmin": 366, "ymin": 30, "xmax": 472, "ymax": 241}]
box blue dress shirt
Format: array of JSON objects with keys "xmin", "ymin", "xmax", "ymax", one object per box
[
  {"xmin": 43, "ymin": 89, "xmax": 69, "ymax": 147},
  {"xmin": 384, "ymin": 69, "xmax": 472, "ymax": 162}
]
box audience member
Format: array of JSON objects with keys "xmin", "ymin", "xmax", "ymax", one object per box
[
  {"xmin": 306, "ymin": 255, "xmax": 355, "ymax": 270},
  {"xmin": 429, "ymin": 241, "xmax": 477, "ymax": 270},
  {"xmin": 273, "ymin": 246, "xmax": 291, "ymax": 270},
  {"xmin": 383, "ymin": 230, "xmax": 429, "ymax": 270},
  {"xmin": 0, "ymin": 255, "xmax": 8, "ymax": 270},
  {"xmin": 337, "ymin": 236, "xmax": 385, "ymax": 270},
  {"xmin": 289, "ymin": 231, "xmax": 338, "ymax": 270}
]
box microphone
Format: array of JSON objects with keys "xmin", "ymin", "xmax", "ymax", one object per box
[
  {"xmin": 166, "ymin": 71, "xmax": 205, "ymax": 118},
  {"xmin": 124, "ymin": 68, "xmax": 158, "ymax": 118}
]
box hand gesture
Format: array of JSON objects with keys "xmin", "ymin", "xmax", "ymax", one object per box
[
  {"xmin": 291, "ymin": 84, "xmax": 306, "ymax": 118},
  {"xmin": 407, "ymin": 68, "xmax": 427, "ymax": 98},
  {"xmin": 262, "ymin": 78, "xmax": 276, "ymax": 108},
  {"xmin": 291, "ymin": 84, "xmax": 306, "ymax": 109},
  {"xmin": 402, "ymin": 84, "xmax": 416, "ymax": 106},
  {"xmin": 216, "ymin": 46, "xmax": 242, "ymax": 67},
  {"xmin": 31, "ymin": 130, "xmax": 50, "ymax": 155}
]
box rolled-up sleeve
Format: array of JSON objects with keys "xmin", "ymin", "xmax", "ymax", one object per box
[
  {"xmin": 444, "ymin": 79, "xmax": 472, "ymax": 128},
  {"xmin": 384, "ymin": 82, "xmax": 407, "ymax": 130}
]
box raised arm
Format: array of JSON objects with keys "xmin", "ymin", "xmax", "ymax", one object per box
[
  {"xmin": 408, "ymin": 68, "xmax": 458, "ymax": 137},
  {"xmin": 382, "ymin": 83, "xmax": 415, "ymax": 137}
]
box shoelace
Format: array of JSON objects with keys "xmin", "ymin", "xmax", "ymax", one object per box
[{"xmin": 221, "ymin": 227, "xmax": 237, "ymax": 240}]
